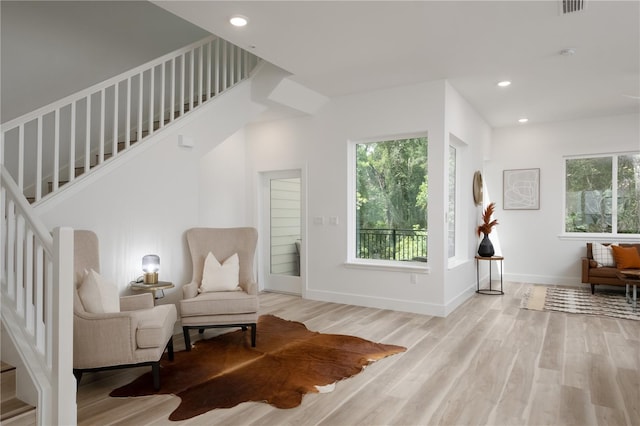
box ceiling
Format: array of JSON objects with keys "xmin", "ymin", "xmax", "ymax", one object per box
[{"xmin": 154, "ymin": 1, "xmax": 640, "ymax": 128}]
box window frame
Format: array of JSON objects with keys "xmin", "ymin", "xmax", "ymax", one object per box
[
  {"xmin": 561, "ymin": 151, "xmax": 640, "ymax": 240},
  {"xmin": 346, "ymin": 133, "xmax": 430, "ymax": 272}
]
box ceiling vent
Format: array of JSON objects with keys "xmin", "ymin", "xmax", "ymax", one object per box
[{"xmin": 561, "ymin": 0, "xmax": 587, "ymax": 14}]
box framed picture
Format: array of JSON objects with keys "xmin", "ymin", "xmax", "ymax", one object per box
[{"xmin": 503, "ymin": 168, "xmax": 540, "ymax": 210}]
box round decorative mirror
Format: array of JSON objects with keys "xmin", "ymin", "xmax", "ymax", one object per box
[{"xmin": 473, "ymin": 171, "xmax": 483, "ymax": 205}]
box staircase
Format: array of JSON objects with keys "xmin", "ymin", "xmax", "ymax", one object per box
[
  {"xmin": 1, "ymin": 35, "xmax": 260, "ymax": 205},
  {"xmin": 1, "ymin": 362, "xmax": 36, "ymax": 424},
  {"xmin": 1, "ymin": 35, "xmax": 261, "ymax": 425}
]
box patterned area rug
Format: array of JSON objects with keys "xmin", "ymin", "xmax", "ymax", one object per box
[{"xmin": 521, "ymin": 286, "xmax": 639, "ymax": 321}]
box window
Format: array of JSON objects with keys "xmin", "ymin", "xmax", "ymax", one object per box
[
  {"xmin": 352, "ymin": 136, "xmax": 428, "ymax": 263},
  {"xmin": 565, "ymin": 153, "xmax": 640, "ymax": 235},
  {"xmin": 448, "ymin": 145, "xmax": 456, "ymax": 258}
]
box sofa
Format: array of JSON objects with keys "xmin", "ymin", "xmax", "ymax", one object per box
[{"xmin": 581, "ymin": 242, "xmax": 640, "ymax": 294}]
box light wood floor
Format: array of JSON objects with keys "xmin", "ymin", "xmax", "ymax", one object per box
[{"xmin": 20, "ymin": 281, "xmax": 640, "ymax": 425}]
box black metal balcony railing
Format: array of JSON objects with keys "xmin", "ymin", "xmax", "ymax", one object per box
[{"xmin": 357, "ymin": 228, "xmax": 427, "ymax": 261}]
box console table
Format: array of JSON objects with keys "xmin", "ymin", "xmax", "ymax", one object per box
[{"xmin": 475, "ymin": 255, "xmax": 504, "ymax": 295}]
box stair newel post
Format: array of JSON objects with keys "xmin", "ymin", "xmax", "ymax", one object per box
[{"xmin": 51, "ymin": 226, "xmax": 77, "ymax": 425}]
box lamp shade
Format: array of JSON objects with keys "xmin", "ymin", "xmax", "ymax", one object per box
[{"xmin": 142, "ymin": 254, "xmax": 160, "ymax": 273}]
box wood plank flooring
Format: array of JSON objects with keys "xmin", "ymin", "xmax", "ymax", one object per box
[{"xmin": 67, "ymin": 281, "xmax": 639, "ymax": 425}]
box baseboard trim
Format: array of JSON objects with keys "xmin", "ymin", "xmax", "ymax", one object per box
[
  {"xmin": 304, "ymin": 288, "xmax": 447, "ymax": 317},
  {"xmin": 504, "ymin": 273, "xmax": 580, "ymax": 286}
]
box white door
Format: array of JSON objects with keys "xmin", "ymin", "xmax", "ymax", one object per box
[{"xmin": 260, "ymin": 170, "xmax": 303, "ymax": 295}]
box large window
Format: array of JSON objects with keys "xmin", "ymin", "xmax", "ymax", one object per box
[
  {"xmin": 565, "ymin": 153, "xmax": 640, "ymax": 235},
  {"xmin": 353, "ymin": 136, "xmax": 428, "ymax": 262}
]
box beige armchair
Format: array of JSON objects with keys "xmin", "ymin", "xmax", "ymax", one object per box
[
  {"xmin": 180, "ymin": 227, "xmax": 259, "ymax": 350},
  {"xmin": 72, "ymin": 230, "xmax": 177, "ymax": 390}
]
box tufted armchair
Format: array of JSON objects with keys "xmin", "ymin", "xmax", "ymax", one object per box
[
  {"xmin": 72, "ymin": 230, "xmax": 177, "ymax": 390},
  {"xmin": 180, "ymin": 227, "xmax": 259, "ymax": 350}
]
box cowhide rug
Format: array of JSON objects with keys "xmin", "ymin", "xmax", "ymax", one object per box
[{"xmin": 110, "ymin": 314, "xmax": 406, "ymax": 421}]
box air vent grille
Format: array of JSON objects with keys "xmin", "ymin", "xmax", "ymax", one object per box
[{"xmin": 562, "ymin": 0, "xmax": 587, "ymax": 14}]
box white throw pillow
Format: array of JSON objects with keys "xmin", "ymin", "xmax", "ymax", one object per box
[
  {"xmin": 199, "ymin": 252, "xmax": 240, "ymax": 293},
  {"xmin": 78, "ymin": 269, "xmax": 120, "ymax": 313},
  {"xmin": 591, "ymin": 242, "xmax": 616, "ymax": 267}
]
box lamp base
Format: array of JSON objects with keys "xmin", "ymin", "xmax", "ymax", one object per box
[{"xmin": 143, "ymin": 272, "xmax": 158, "ymax": 284}]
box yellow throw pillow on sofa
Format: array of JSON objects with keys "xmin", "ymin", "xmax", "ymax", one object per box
[{"xmin": 611, "ymin": 245, "xmax": 640, "ymax": 269}]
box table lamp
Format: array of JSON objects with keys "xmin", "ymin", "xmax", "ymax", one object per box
[{"xmin": 142, "ymin": 254, "xmax": 160, "ymax": 284}]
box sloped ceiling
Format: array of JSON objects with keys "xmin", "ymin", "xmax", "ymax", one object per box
[{"xmin": 154, "ymin": 0, "xmax": 640, "ymax": 128}]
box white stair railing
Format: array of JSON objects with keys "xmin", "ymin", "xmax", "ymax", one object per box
[
  {"xmin": 1, "ymin": 165, "xmax": 75, "ymax": 425},
  {"xmin": 0, "ymin": 35, "xmax": 259, "ymax": 204}
]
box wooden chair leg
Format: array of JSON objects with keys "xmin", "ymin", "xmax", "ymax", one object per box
[
  {"xmin": 167, "ymin": 337, "xmax": 174, "ymax": 361},
  {"xmin": 591, "ymin": 284, "xmax": 595, "ymax": 294},
  {"xmin": 183, "ymin": 327, "xmax": 191, "ymax": 352},
  {"xmin": 73, "ymin": 369, "xmax": 83, "ymax": 389},
  {"xmin": 152, "ymin": 363, "xmax": 160, "ymax": 391},
  {"xmin": 251, "ymin": 323, "xmax": 257, "ymax": 347}
]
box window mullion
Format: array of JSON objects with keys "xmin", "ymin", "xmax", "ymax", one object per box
[{"xmin": 612, "ymin": 154, "xmax": 618, "ymax": 234}]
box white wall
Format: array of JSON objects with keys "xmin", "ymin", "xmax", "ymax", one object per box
[
  {"xmin": 246, "ymin": 80, "xmax": 490, "ymax": 316},
  {"xmin": 1, "ymin": 1, "xmax": 209, "ymax": 122},
  {"xmin": 486, "ymin": 113, "xmax": 640, "ymax": 285},
  {"xmin": 37, "ymin": 81, "xmax": 267, "ymax": 306},
  {"xmin": 443, "ymin": 82, "xmax": 493, "ymax": 311},
  {"xmin": 198, "ymin": 129, "xmax": 250, "ymax": 227}
]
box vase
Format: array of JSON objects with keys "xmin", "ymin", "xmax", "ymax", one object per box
[{"xmin": 477, "ymin": 234, "xmax": 495, "ymax": 257}]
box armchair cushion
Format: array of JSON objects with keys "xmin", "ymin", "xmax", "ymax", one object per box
[
  {"xmin": 78, "ymin": 269, "xmax": 120, "ymax": 313},
  {"xmin": 180, "ymin": 290, "xmax": 258, "ymax": 318},
  {"xmin": 200, "ymin": 252, "xmax": 240, "ymax": 293},
  {"xmin": 134, "ymin": 305, "xmax": 178, "ymax": 349}
]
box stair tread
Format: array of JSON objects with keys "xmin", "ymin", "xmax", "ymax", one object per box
[
  {"xmin": 1, "ymin": 367, "xmax": 36, "ymax": 423},
  {"xmin": 0, "ymin": 407, "xmax": 36, "ymax": 426},
  {"xmin": 0, "ymin": 398, "xmax": 36, "ymax": 422}
]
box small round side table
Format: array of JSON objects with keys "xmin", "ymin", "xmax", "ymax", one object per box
[
  {"xmin": 130, "ymin": 280, "xmax": 174, "ymax": 300},
  {"xmin": 475, "ymin": 255, "xmax": 504, "ymax": 295}
]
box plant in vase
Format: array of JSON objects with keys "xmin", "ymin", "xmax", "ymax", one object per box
[{"xmin": 477, "ymin": 202, "xmax": 498, "ymax": 257}]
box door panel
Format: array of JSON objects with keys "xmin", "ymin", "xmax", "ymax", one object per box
[{"xmin": 261, "ymin": 170, "xmax": 302, "ymax": 295}]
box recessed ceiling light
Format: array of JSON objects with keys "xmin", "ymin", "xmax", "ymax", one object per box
[
  {"xmin": 230, "ymin": 15, "xmax": 248, "ymax": 27},
  {"xmin": 497, "ymin": 81, "xmax": 511, "ymax": 87},
  {"xmin": 518, "ymin": 118, "xmax": 529, "ymax": 123}
]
